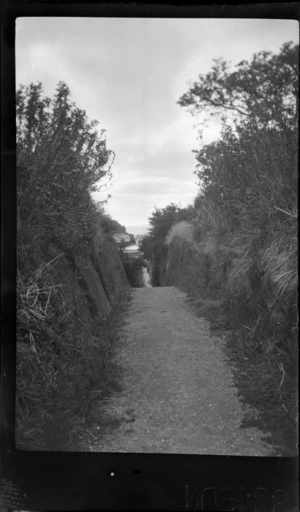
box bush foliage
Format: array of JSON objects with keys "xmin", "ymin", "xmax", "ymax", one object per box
[
  {"xmin": 17, "ymin": 82, "xmax": 115, "ymax": 260},
  {"xmin": 140, "ymin": 203, "xmax": 195, "ymax": 286},
  {"xmin": 16, "ymin": 82, "xmax": 129, "ymax": 449},
  {"xmin": 121, "ymin": 256, "xmax": 145, "ymax": 288},
  {"xmin": 145, "ymin": 43, "xmax": 298, "ymax": 454},
  {"xmin": 148, "ymin": 41, "xmax": 298, "ymax": 351}
]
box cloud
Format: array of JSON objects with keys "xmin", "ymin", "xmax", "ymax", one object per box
[
  {"xmin": 16, "ymin": 17, "xmax": 298, "ymax": 231},
  {"xmin": 102, "ymin": 175, "xmax": 198, "ymax": 227},
  {"xmin": 114, "ymin": 176, "xmax": 196, "ymax": 196}
]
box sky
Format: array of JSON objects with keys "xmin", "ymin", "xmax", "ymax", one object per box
[{"xmin": 16, "ymin": 17, "xmax": 298, "ymax": 235}]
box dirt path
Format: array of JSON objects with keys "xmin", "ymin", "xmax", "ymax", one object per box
[{"xmin": 87, "ymin": 287, "xmax": 275, "ymax": 455}]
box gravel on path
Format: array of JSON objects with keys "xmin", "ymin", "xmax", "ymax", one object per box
[{"xmin": 87, "ymin": 286, "xmax": 275, "ymax": 455}]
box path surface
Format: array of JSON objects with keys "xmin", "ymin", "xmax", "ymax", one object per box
[{"xmin": 88, "ymin": 287, "xmax": 274, "ymax": 455}]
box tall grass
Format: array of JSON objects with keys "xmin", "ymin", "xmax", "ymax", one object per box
[
  {"xmin": 164, "ymin": 213, "xmax": 298, "ymax": 454},
  {"xmin": 165, "ymin": 221, "xmax": 194, "ymax": 245},
  {"xmin": 16, "ymin": 246, "xmax": 130, "ymax": 450},
  {"xmin": 166, "ymin": 203, "xmax": 298, "ymax": 351}
]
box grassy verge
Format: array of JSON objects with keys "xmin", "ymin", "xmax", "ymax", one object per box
[
  {"xmin": 186, "ymin": 294, "xmax": 298, "ymax": 456},
  {"xmin": 70, "ymin": 292, "xmax": 133, "ymax": 450},
  {"xmin": 16, "ymin": 249, "xmax": 131, "ymax": 451},
  {"xmin": 76, "ymin": 294, "xmax": 134, "ymax": 449}
]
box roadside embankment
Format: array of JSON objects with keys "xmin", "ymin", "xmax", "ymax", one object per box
[
  {"xmin": 162, "ymin": 229, "xmax": 297, "ymax": 456},
  {"xmin": 16, "ymin": 81, "xmax": 134, "ymax": 451},
  {"xmin": 16, "ymin": 230, "xmax": 130, "ymax": 450}
]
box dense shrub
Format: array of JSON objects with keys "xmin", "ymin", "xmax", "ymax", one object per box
[
  {"xmin": 174, "ymin": 41, "xmax": 298, "ymax": 350},
  {"xmin": 139, "ymin": 234, "xmax": 153, "ymax": 261},
  {"xmin": 99, "ymin": 213, "xmax": 127, "ymax": 235},
  {"xmin": 17, "ymin": 81, "xmax": 115, "ymax": 260},
  {"xmin": 16, "ymin": 82, "xmax": 130, "ymax": 449},
  {"xmin": 140, "ymin": 203, "xmax": 196, "ymax": 286},
  {"xmin": 121, "ymin": 256, "xmax": 145, "ymax": 287},
  {"xmin": 159, "ymin": 42, "xmax": 298, "ymax": 454}
]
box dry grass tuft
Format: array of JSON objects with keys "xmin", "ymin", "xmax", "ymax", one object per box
[
  {"xmin": 17, "ymin": 255, "xmax": 64, "ymax": 348},
  {"xmin": 261, "ymin": 233, "xmax": 298, "ymax": 299},
  {"xmin": 193, "ymin": 199, "xmax": 229, "ymax": 242},
  {"xmin": 227, "ymin": 246, "xmax": 252, "ymax": 299},
  {"xmin": 165, "ymin": 221, "xmax": 194, "ymax": 245}
]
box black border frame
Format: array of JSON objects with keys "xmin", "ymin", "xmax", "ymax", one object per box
[{"xmin": 1, "ymin": 2, "xmax": 299, "ymax": 510}]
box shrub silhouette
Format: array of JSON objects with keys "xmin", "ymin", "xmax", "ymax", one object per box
[{"xmin": 16, "ymin": 82, "xmax": 129, "ymax": 450}]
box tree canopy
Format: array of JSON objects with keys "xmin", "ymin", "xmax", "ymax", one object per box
[
  {"xmin": 98, "ymin": 213, "xmax": 127, "ymax": 234},
  {"xmin": 178, "ymin": 42, "xmax": 298, "ymax": 131},
  {"xmin": 148, "ymin": 203, "xmax": 195, "ymax": 245},
  {"xmin": 17, "ymin": 81, "xmax": 114, "ymax": 194},
  {"xmin": 178, "ymin": 42, "xmax": 298, "ymax": 234},
  {"xmin": 17, "ymin": 81, "xmax": 115, "ymax": 262}
]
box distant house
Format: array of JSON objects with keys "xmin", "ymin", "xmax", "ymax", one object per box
[{"xmin": 112, "ymin": 233, "xmax": 131, "ymax": 244}]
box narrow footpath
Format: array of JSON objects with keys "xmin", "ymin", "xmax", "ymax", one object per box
[{"xmin": 87, "ymin": 286, "xmax": 274, "ymax": 455}]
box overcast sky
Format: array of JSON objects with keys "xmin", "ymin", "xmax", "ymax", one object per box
[{"xmin": 16, "ymin": 17, "xmax": 298, "ymax": 234}]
